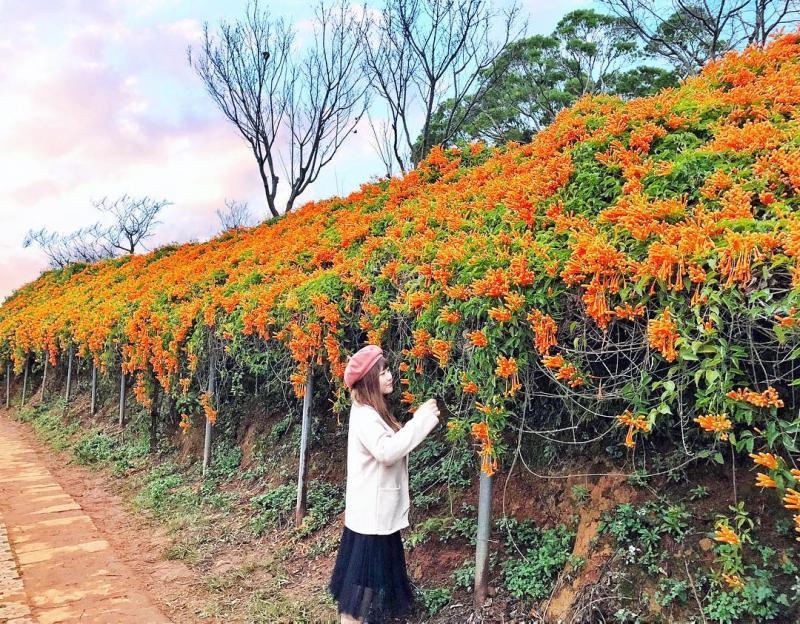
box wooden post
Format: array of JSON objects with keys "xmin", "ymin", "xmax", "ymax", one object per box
[
  {"xmin": 295, "ymin": 367, "xmax": 314, "ymax": 527},
  {"xmin": 90, "ymin": 363, "xmax": 97, "ymax": 415},
  {"xmin": 474, "ymin": 471, "xmax": 494, "ymax": 608},
  {"xmin": 21, "ymin": 356, "xmax": 29, "ymax": 407},
  {"xmin": 5, "ymin": 362, "xmax": 10, "ymax": 409},
  {"xmin": 202, "ymin": 351, "xmax": 216, "ymax": 476},
  {"xmin": 40, "ymin": 353, "xmax": 48, "ymax": 402},
  {"xmin": 64, "ymin": 346, "xmax": 74, "ymax": 403},
  {"xmin": 118, "ymin": 368, "xmax": 127, "ymax": 427}
]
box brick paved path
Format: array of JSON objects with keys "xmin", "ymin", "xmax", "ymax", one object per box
[
  {"xmin": 0, "ymin": 511, "xmax": 34, "ymax": 623},
  {"xmin": 0, "ymin": 415, "xmax": 171, "ymax": 624}
]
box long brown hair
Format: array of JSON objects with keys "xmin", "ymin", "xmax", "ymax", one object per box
[{"xmin": 351, "ymin": 356, "xmax": 402, "ymax": 432}]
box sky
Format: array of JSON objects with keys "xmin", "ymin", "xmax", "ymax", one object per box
[{"xmin": 0, "ymin": 0, "xmax": 591, "ymax": 302}]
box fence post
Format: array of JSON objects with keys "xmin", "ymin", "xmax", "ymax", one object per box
[
  {"xmin": 40, "ymin": 352, "xmax": 48, "ymax": 402},
  {"xmin": 295, "ymin": 367, "xmax": 314, "ymax": 527},
  {"xmin": 64, "ymin": 346, "xmax": 74, "ymax": 403},
  {"xmin": 5, "ymin": 362, "xmax": 10, "ymax": 409},
  {"xmin": 21, "ymin": 356, "xmax": 29, "ymax": 408},
  {"xmin": 118, "ymin": 368, "xmax": 126, "ymax": 427},
  {"xmin": 202, "ymin": 350, "xmax": 216, "ymax": 476},
  {"xmin": 90, "ymin": 363, "xmax": 97, "ymax": 415},
  {"xmin": 474, "ymin": 471, "xmax": 494, "ymax": 608}
]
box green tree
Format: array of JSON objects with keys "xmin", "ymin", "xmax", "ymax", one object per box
[{"xmin": 414, "ymin": 9, "xmax": 677, "ymax": 150}]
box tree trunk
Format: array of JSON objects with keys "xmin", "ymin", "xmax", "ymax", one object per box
[
  {"xmin": 474, "ymin": 471, "xmax": 494, "ymax": 608},
  {"xmin": 295, "ymin": 368, "xmax": 314, "ymax": 527},
  {"xmin": 118, "ymin": 369, "xmax": 126, "ymax": 427},
  {"xmin": 64, "ymin": 346, "xmax": 74, "ymax": 404}
]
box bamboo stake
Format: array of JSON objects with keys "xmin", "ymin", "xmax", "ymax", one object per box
[
  {"xmin": 64, "ymin": 346, "xmax": 74, "ymax": 403},
  {"xmin": 295, "ymin": 367, "xmax": 314, "ymax": 527},
  {"xmin": 118, "ymin": 368, "xmax": 126, "ymax": 427},
  {"xmin": 21, "ymin": 356, "xmax": 29, "ymax": 407},
  {"xmin": 474, "ymin": 471, "xmax": 494, "ymax": 608},
  {"xmin": 90, "ymin": 363, "xmax": 97, "ymax": 415},
  {"xmin": 40, "ymin": 352, "xmax": 48, "ymax": 402},
  {"xmin": 5, "ymin": 362, "xmax": 10, "ymax": 409},
  {"xmin": 202, "ymin": 350, "xmax": 216, "ymax": 476}
]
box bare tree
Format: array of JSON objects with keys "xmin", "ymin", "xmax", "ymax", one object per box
[
  {"xmin": 364, "ymin": 0, "xmax": 524, "ymax": 173},
  {"xmin": 601, "ymin": 0, "xmax": 800, "ymax": 76},
  {"xmin": 189, "ymin": 0, "xmax": 370, "ymax": 218},
  {"xmin": 216, "ymin": 199, "xmax": 255, "ymax": 231},
  {"xmin": 23, "ymin": 223, "xmax": 114, "ymax": 269},
  {"xmin": 93, "ymin": 195, "xmax": 170, "ymax": 255}
]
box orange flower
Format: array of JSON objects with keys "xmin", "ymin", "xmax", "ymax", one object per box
[
  {"xmin": 647, "ymin": 309, "xmax": 679, "ymax": 362},
  {"xmin": 693, "ymin": 413, "xmax": 732, "ymax": 440},
  {"xmin": 471, "ymin": 421, "xmax": 490, "ymax": 443},
  {"xmin": 722, "ymin": 573, "xmax": 745, "ymax": 591},
  {"xmin": 439, "ymin": 308, "xmax": 462, "ymax": 324},
  {"xmin": 527, "ymin": 309, "xmax": 557, "ymax": 354},
  {"xmin": 468, "ymin": 330, "xmax": 488, "ymax": 347},
  {"xmin": 714, "ymin": 524, "xmax": 740, "ymax": 545},
  {"xmin": 542, "ymin": 353, "xmax": 565, "ymax": 369},
  {"xmin": 429, "ymin": 339, "xmax": 451, "ymax": 367},
  {"xmin": 749, "ymin": 452, "xmax": 779, "ymax": 470},
  {"xmin": 200, "ymin": 391, "xmax": 217, "ymax": 425},
  {"xmin": 755, "ymin": 473, "xmax": 777, "ymax": 489},
  {"xmin": 617, "ymin": 410, "xmax": 650, "ymax": 448},
  {"xmin": 178, "ymin": 413, "xmax": 191, "ymax": 434},
  {"xmin": 727, "ymin": 386, "xmax": 784, "ymax": 408},
  {"xmin": 495, "ymin": 355, "xmax": 521, "ymax": 396},
  {"xmin": 489, "ymin": 306, "xmax": 512, "ymax": 322},
  {"xmin": 783, "ymin": 488, "xmax": 800, "ymax": 511}
]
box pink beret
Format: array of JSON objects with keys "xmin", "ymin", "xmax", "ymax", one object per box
[{"xmin": 344, "ymin": 345, "xmax": 383, "ymax": 389}]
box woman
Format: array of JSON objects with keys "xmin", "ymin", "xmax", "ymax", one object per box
[{"xmin": 328, "ymin": 344, "xmax": 440, "ymax": 624}]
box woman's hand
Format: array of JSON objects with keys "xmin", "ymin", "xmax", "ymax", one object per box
[{"xmin": 416, "ymin": 398, "xmax": 440, "ymax": 424}]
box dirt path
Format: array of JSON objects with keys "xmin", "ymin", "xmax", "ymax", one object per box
[{"xmin": 0, "ymin": 414, "xmax": 177, "ymax": 624}]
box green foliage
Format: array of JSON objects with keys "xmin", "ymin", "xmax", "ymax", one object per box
[
  {"xmin": 73, "ymin": 431, "xmax": 115, "ymax": 465},
  {"xmin": 451, "ymin": 559, "xmax": 476, "ymax": 591},
  {"xmin": 415, "ymin": 586, "xmax": 452, "ymax": 615},
  {"xmin": 250, "ymin": 480, "xmax": 344, "ymax": 537},
  {"xmin": 498, "ymin": 520, "xmax": 575, "ymax": 601}
]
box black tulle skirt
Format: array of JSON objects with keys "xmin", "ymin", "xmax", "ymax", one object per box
[{"xmin": 328, "ymin": 525, "xmax": 416, "ymax": 623}]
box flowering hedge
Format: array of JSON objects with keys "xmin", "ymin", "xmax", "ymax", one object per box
[{"xmin": 3, "ymin": 33, "xmax": 800, "ymax": 541}]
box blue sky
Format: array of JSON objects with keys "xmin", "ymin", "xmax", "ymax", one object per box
[{"xmin": 0, "ymin": 0, "xmax": 591, "ymax": 301}]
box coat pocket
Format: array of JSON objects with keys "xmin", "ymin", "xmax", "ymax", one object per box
[{"xmin": 376, "ymin": 486, "xmax": 402, "ymax": 532}]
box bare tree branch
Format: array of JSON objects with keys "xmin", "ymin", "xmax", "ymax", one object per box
[
  {"xmin": 364, "ymin": 0, "xmax": 525, "ymax": 172},
  {"xmin": 93, "ymin": 195, "xmax": 170, "ymax": 255},
  {"xmin": 189, "ymin": 0, "xmax": 370, "ymax": 216},
  {"xmin": 216, "ymin": 199, "xmax": 255, "ymax": 231}
]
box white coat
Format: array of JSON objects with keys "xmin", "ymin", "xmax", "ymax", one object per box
[{"xmin": 344, "ymin": 400, "xmax": 439, "ymax": 535}]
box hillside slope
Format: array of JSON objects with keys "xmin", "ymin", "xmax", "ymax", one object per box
[{"xmin": 3, "ymin": 32, "xmax": 800, "ymax": 622}]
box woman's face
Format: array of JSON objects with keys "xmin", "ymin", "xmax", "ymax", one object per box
[{"xmin": 378, "ymin": 361, "xmax": 393, "ymax": 395}]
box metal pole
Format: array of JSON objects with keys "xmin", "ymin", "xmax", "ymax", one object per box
[
  {"xmin": 202, "ymin": 349, "xmax": 216, "ymax": 476},
  {"xmin": 90, "ymin": 363, "xmax": 97, "ymax": 415},
  {"xmin": 40, "ymin": 353, "xmax": 48, "ymax": 402},
  {"xmin": 474, "ymin": 471, "xmax": 494, "ymax": 608},
  {"xmin": 118, "ymin": 368, "xmax": 126, "ymax": 427},
  {"xmin": 21, "ymin": 356, "xmax": 29, "ymax": 407},
  {"xmin": 295, "ymin": 367, "xmax": 314, "ymax": 527},
  {"xmin": 65, "ymin": 346, "xmax": 74, "ymax": 403}
]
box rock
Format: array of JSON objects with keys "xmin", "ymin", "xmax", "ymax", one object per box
[{"xmin": 699, "ymin": 538, "xmax": 714, "ymax": 552}]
